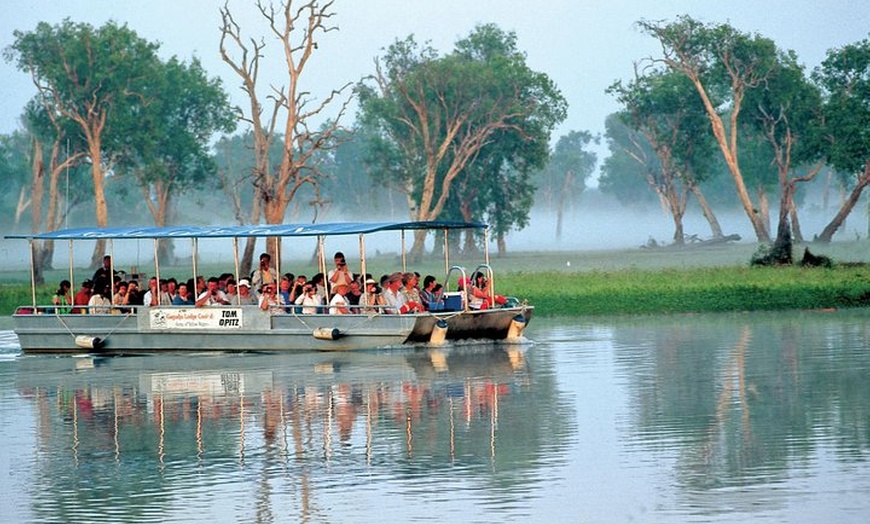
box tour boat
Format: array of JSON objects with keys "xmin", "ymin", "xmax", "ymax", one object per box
[{"xmin": 7, "ymin": 221, "xmax": 533, "ymax": 354}]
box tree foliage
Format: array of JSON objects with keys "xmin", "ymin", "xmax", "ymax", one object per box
[{"xmin": 358, "ymin": 24, "xmax": 565, "ymax": 258}]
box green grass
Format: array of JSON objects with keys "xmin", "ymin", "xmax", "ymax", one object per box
[{"xmin": 2, "ymin": 241, "xmax": 869, "ymax": 317}]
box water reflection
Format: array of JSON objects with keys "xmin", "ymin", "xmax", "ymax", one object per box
[
  {"xmin": 10, "ymin": 344, "xmax": 571, "ymax": 523},
  {"xmin": 608, "ymin": 310, "xmax": 870, "ymax": 519},
  {"xmin": 2, "ymin": 310, "xmax": 869, "ymax": 523}
]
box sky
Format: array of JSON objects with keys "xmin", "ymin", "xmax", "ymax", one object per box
[{"xmin": 1, "ymin": 0, "xmax": 868, "ymax": 168}]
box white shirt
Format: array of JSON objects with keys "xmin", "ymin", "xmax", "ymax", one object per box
[
  {"xmin": 329, "ymin": 293, "xmax": 349, "ymax": 314},
  {"xmin": 295, "ymin": 293, "xmax": 323, "ymax": 314}
]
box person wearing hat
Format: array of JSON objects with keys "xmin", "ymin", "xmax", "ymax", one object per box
[
  {"xmin": 236, "ymin": 279, "xmax": 259, "ymax": 305},
  {"xmin": 360, "ymin": 278, "xmax": 384, "ymax": 313},
  {"xmin": 328, "ymin": 282, "xmax": 351, "ymax": 315},
  {"xmin": 73, "ymin": 279, "xmax": 94, "ymax": 314}
]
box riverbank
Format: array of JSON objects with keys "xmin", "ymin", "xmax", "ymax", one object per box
[{"xmin": 1, "ymin": 241, "xmax": 868, "ymax": 316}]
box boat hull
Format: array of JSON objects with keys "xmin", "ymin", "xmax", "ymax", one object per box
[{"xmin": 11, "ymin": 305, "xmax": 532, "ymax": 354}]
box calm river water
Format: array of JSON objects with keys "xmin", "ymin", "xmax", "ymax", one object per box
[{"xmin": 0, "ymin": 310, "xmax": 868, "ymax": 523}]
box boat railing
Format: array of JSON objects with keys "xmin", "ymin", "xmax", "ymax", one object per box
[
  {"xmin": 469, "ymin": 263, "xmax": 496, "ymax": 307},
  {"xmin": 444, "ymin": 265, "xmax": 470, "ymax": 312}
]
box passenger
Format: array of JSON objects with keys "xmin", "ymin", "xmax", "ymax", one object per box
[
  {"xmin": 196, "ymin": 277, "xmax": 230, "ymax": 307},
  {"xmin": 294, "ymin": 283, "xmax": 323, "ymax": 314},
  {"xmin": 310, "ymin": 273, "xmax": 327, "ymax": 299},
  {"xmin": 91, "ymin": 255, "xmax": 116, "ymax": 295},
  {"xmin": 113, "ymin": 281, "xmax": 131, "ymax": 313},
  {"xmin": 172, "ymin": 283, "xmax": 196, "ymax": 306},
  {"xmin": 51, "ymin": 280, "xmax": 72, "ymax": 314},
  {"xmin": 143, "ymin": 277, "xmax": 160, "ymax": 306},
  {"xmin": 251, "ymin": 253, "xmax": 277, "ymax": 291},
  {"xmin": 258, "ymin": 283, "xmax": 284, "ymax": 312},
  {"xmin": 159, "ymin": 279, "xmax": 171, "ymax": 304},
  {"xmin": 346, "ymin": 279, "xmax": 362, "ymax": 313},
  {"xmin": 166, "ymin": 278, "xmax": 178, "ymax": 303},
  {"xmin": 328, "ymin": 251, "xmax": 354, "ymax": 295},
  {"xmin": 236, "ymin": 279, "xmax": 259, "ymax": 305},
  {"xmin": 278, "ymin": 275, "xmax": 293, "ymax": 310},
  {"xmin": 470, "ymin": 272, "xmax": 507, "ymax": 309},
  {"xmin": 126, "ymin": 280, "xmax": 144, "ymax": 306},
  {"xmin": 381, "ymin": 273, "xmax": 406, "ymax": 314},
  {"xmin": 420, "ymin": 275, "xmax": 441, "ymax": 311},
  {"xmin": 218, "ymin": 273, "xmax": 234, "ymax": 292},
  {"xmin": 288, "ymin": 274, "xmax": 307, "ymax": 305},
  {"xmin": 360, "ymin": 278, "xmax": 384, "ymax": 313},
  {"xmin": 328, "ymin": 282, "xmax": 351, "ymax": 314},
  {"xmin": 400, "ymin": 272, "xmax": 425, "ymax": 313},
  {"xmin": 224, "ymin": 279, "xmax": 239, "ymax": 304},
  {"xmin": 87, "ymin": 284, "xmax": 113, "ymax": 314},
  {"xmin": 72, "ymin": 279, "xmax": 93, "ymax": 314}
]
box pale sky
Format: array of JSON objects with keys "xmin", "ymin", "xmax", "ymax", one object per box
[{"xmin": 1, "ymin": 0, "xmax": 868, "ymax": 158}]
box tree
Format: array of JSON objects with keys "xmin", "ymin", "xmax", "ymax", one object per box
[
  {"xmin": 813, "ymin": 37, "xmax": 870, "ymax": 243},
  {"xmin": 358, "ymin": 25, "xmax": 565, "ymax": 259},
  {"xmin": 6, "ymin": 20, "xmax": 161, "ymax": 266},
  {"xmin": 639, "ymin": 16, "xmax": 779, "ymax": 243},
  {"xmin": 219, "ymin": 0, "xmax": 353, "ymax": 265},
  {"xmin": 608, "ymin": 69, "xmax": 722, "ymax": 244},
  {"xmin": 536, "ymin": 131, "xmax": 598, "ymax": 241},
  {"xmin": 741, "ymin": 50, "xmax": 823, "ymax": 254},
  {"xmin": 114, "ymin": 57, "xmax": 236, "ymax": 264}
]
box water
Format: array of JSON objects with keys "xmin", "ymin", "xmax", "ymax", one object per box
[{"xmin": 0, "ymin": 310, "xmax": 868, "ymax": 523}]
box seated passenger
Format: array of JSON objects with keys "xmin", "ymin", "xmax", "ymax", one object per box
[
  {"xmin": 88, "ymin": 284, "xmax": 113, "ymax": 314},
  {"xmin": 294, "ymin": 283, "xmax": 323, "ymax": 314},
  {"xmin": 113, "ymin": 281, "xmax": 131, "ymax": 313},
  {"xmin": 196, "ymin": 277, "xmax": 230, "ymax": 307},
  {"xmin": 329, "ymin": 282, "xmax": 351, "ymax": 314},
  {"xmin": 400, "ymin": 272, "xmax": 425, "ymax": 313},
  {"xmin": 381, "ymin": 272, "xmax": 406, "ymax": 314},
  {"xmin": 258, "ymin": 283, "xmax": 284, "ymax": 312},
  {"xmin": 172, "ymin": 284, "xmax": 196, "ymax": 306},
  {"xmin": 346, "ymin": 280, "xmax": 362, "ymax": 313},
  {"xmin": 51, "ymin": 280, "xmax": 72, "ymax": 314},
  {"xmin": 72, "ymin": 279, "xmax": 93, "ymax": 314},
  {"xmin": 359, "ymin": 278, "xmax": 383, "ymax": 313},
  {"xmin": 469, "ymin": 272, "xmax": 507, "ymax": 310},
  {"xmin": 236, "ymin": 279, "xmax": 259, "ymax": 305}
]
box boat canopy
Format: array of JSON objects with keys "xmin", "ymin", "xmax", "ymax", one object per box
[{"xmin": 5, "ymin": 220, "xmax": 488, "ymax": 241}]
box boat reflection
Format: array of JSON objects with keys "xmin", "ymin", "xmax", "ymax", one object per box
[{"xmin": 15, "ymin": 344, "xmax": 543, "ymax": 521}]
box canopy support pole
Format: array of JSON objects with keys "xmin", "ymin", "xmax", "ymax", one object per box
[
  {"xmin": 233, "ymin": 237, "xmax": 241, "ymax": 305},
  {"xmin": 153, "ymin": 238, "xmax": 161, "ymax": 305},
  {"xmin": 29, "ymin": 239, "xmax": 36, "ymax": 309}
]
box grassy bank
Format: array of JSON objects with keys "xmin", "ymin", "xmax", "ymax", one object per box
[{"xmin": 3, "ymin": 262, "xmax": 869, "ymax": 317}]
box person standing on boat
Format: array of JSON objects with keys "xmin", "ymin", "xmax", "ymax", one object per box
[
  {"xmin": 91, "ymin": 255, "xmax": 117, "ymax": 294},
  {"xmin": 251, "ymin": 253, "xmax": 277, "ymax": 292},
  {"xmin": 196, "ymin": 277, "xmax": 230, "ymax": 307},
  {"xmin": 328, "ymin": 252, "xmax": 354, "ymax": 295}
]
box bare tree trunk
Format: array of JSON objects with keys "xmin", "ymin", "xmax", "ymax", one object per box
[
  {"xmin": 789, "ymin": 198, "xmax": 804, "ymax": 244},
  {"xmin": 817, "ymin": 162, "xmax": 870, "ymax": 243},
  {"xmin": 555, "ymin": 169, "xmax": 574, "ymax": 241},
  {"xmin": 497, "ymin": 231, "xmax": 506, "ymax": 256},
  {"xmin": 89, "ymin": 139, "xmax": 108, "ymax": 268},
  {"xmin": 689, "ymin": 183, "xmax": 724, "ymax": 239}
]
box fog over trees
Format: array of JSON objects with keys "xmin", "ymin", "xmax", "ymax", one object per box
[{"xmin": 1, "ymin": 1, "xmax": 868, "ymax": 276}]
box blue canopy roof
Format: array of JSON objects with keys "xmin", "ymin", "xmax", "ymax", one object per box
[{"xmin": 5, "ymin": 221, "xmax": 488, "ymax": 241}]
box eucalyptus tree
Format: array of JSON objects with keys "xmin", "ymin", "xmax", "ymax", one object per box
[
  {"xmin": 219, "ymin": 0, "xmax": 353, "ymax": 265},
  {"xmin": 599, "ymin": 113, "xmax": 661, "ymax": 208},
  {"xmin": 638, "ymin": 16, "xmax": 780, "ymax": 243},
  {"xmin": 740, "ymin": 50, "xmax": 823, "ymax": 251},
  {"xmin": 6, "ymin": 19, "xmax": 161, "ymax": 265},
  {"xmin": 113, "ymin": 57, "xmax": 236, "ymax": 264},
  {"xmin": 813, "ymin": 37, "xmax": 870, "ymax": 243},
  {"xmin": 608, "ymin": 68, "xmax": 722, "ymax": 244},
  {"xmin": 535, "ymin": 130, "xmax": 598, "ymax": 241},
  {"xmin": 358, "ymin": 24, "xmax": 565, "ymax": 259}
]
